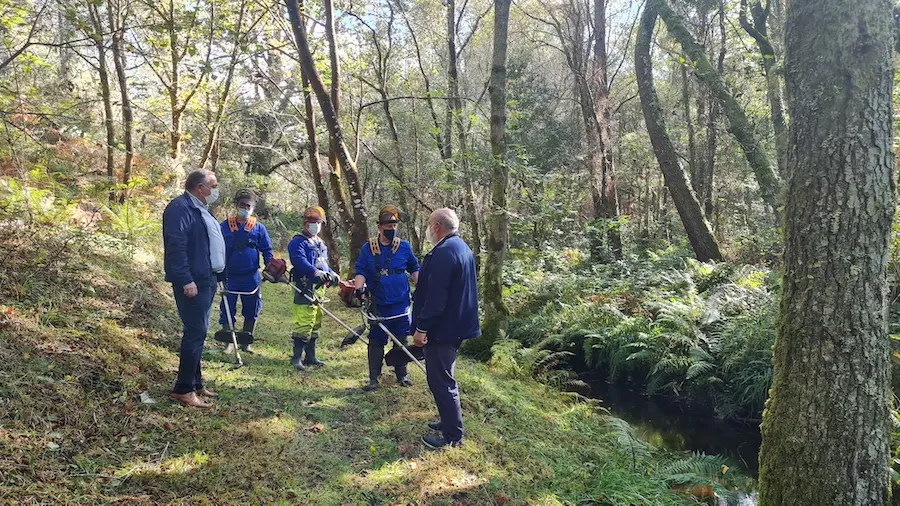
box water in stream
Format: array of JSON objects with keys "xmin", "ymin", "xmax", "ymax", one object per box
[{"xmin": 589, "ymin": 379, "xmax": 761, "ymax": 505}]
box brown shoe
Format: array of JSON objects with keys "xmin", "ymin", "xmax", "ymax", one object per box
[
  {"xmin": 169, "ymin": 391, "xmax": 213, "ymax": 408},
  {"xmin": 196, "ymin": 388, "xmax": 219, "ymax": 398}
]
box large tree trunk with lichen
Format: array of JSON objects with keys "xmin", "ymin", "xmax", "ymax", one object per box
[
  {"xmin": 635, "ymin": 4, "xmax": 722, "ymax": 263},
  {"xmin": 475, "ymin": 0, "xmax": 512, "ymax": 356},
  {"xmin": 757, "ymin": 0, "xmax": 894, "ymax": 504},
  {"xmin": 286, "ymin": 0, "xmax": 368, "ymax": 266}
]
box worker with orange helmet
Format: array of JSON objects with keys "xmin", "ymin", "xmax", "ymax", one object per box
[{"xmin": 287, "ymin": 205, "xmax": 339, "ymax": 371}]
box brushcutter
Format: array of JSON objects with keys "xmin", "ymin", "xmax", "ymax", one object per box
[
  {"xmin": 282, "ymin": 279, "xmax": 369, "ymax": 346},
  {"xmin": 359, "ymin": 304, "xmax": 426, "ymax": 374},
  {"xmin": 337, "ymin": 280, "xmax": 426, "ymax": 373},
  {"xmin": 214, "ymin": 282, "xmax": 262, "ymax": 369}
]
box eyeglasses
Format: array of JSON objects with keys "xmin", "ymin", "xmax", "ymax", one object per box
[
  {"xmin": 237, "ymin": 202, "xmax": 253, "ymax": 210},
  {"xmin": 304, "ymin": 218, "xmax": 323, "ymax": 224}
]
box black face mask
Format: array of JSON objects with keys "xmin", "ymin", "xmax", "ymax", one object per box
[{"xmin": 383, "ymin": 229, "xmax": 396, "ymax": 242}]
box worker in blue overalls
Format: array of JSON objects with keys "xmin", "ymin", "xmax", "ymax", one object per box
[
  {"xmin": 219, "ymin": 189, "xmax": 273, "ymax": 354},
  {"xmin": 353, "ymin": 204, "xmax": 420, "ymax": 391}
]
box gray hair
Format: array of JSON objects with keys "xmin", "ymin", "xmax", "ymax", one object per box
[
  {"xmin": 185, "ymin": 170, "xmax": 214, "ymax": 191},
  {"xmin": 431, "ymin": 208, "xmax": 460, "ymax": 233}
]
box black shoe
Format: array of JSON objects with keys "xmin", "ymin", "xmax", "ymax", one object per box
[
  {"xmin": 362, "ymin": 380, "xmax": 378, "ymax": 392},
  {"xmin": 240, "ymin": 344, "xmax": 255, "ymax": 354},
  {"xmin": 427, "ymin": 420, "xmax": 442, "ymax": 431},
  {"xmin": 422, "ymin": 434, "xmax": 461, "ymax": 450},
  {"xmin": 398, "ymin": 375, "xmax": 413, "ymax": 387}
]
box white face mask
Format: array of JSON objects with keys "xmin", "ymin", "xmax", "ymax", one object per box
[
  {"xmin": 205, "ymin": 187, "xmax": 220, "ymax": 205},
  {"xmin": 308, "ymin": 223, "xmax": 321, "ymax": 235},
  {"xmin": 425, "ymin": 225, "xmax": 435, "ymax": 244}
]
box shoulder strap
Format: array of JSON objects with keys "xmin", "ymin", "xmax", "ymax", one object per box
[
  {"xmin": 369, "ymin": 236, "xmax": 381, "ymax": 255},
  {"xmin": 391, "ymin": 236, "xmax": 401, "ymax": 254},
  {"xmin": 228, "ymin": 216, "xmax": 239, "ymax": 232},
  {"xmin": 245, "ymin": 216, "xmax": 257, "ymax": 231}
]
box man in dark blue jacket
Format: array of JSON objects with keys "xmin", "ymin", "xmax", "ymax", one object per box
[
  {"xmin": 412, "ymin": 208, "xmax": 481, "ymax": 449},
  {"xmin": 163, "ymin": 170, "xmax": 225, "ymax": 408},
  {"xmin": 218, "ymin": 189, "xmax": 273, "ymax": 354}
]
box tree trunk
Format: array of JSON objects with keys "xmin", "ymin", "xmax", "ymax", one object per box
[
  {"xmin": 287, "ymin": 0, "xmax": 368, "ymax": 266},
  {"xmin": 681, "ymin": 66, "xmax": 698, "ymax": 187},
  {"xmin": 198, "ymin": 0, "xmax": 247, "ymax": 171},
  {"xmin": 445, "ymin": 0, "xmax": 457, "ymax": 161},
  {"xmin": 444, "ymin": 0, "xmax": 482, "ymax": 270},
  {"xmin": 592, "ymin": 0, "xmax": 621, "ymax": 259},
  {"xmin": 167, "ymin": 1, "xmax": 182, "ymax": 171},
  {"xmin": 651, "ymin": 0, "xmax": 781, "ymax": 214},
  {"xmin": 478, "ymin": 0, "xmax": 512, "ymax": 355},
  {"xmin": 318, "ymin": 0, "xmax": 356, "ymax": 250},
  {"xmin": 303, "ymin": 75, "xmax": 341, "ymax": 272},
  {"xmin": 88, "ymin": 3, "xmax": 116, "ymax": 201},
  {"xmin": 635, "ymin": 3, "xmax": 722, "ymax": 262},
  {"xmin": 397, "ymin": 0, "xmax": 447, "ymax": 159},
  {"xmin": 739, "ymin": 0, "xmax": 788, "ymax": 179},
  {"xmin": 107, "ymin": 0, "xmax": 133, "ymax": 200},
  {"xmin": 757, "ymin": 0, "xmax": 894, "ymax": 503}
]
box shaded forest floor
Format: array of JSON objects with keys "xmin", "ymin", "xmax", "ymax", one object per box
[{"xmin": 0, "ymin": 237, "xmax": 719, "ymax": 505}]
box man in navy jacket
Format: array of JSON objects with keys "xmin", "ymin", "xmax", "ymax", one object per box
[
  {"xmin": 412, "ymin": 208, "xmax": 481, "ymax": 449},
  {"xmin": 163, "ymin": 170, "xmax": 225, "ymax": 408}
]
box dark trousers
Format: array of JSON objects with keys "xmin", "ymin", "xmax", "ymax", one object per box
[
  {"xmin": 172, "ymin": 282, "xmax": 216, "ymax": 394},
  {"xmin": 367, "ymin": 335, "xmax": 409, "ymax": 381},
  {"xmin": 424, "ymin": 341, "xmax": 463, "ymax": 442}
]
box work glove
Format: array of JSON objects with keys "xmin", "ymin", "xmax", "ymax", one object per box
[
  {"xmin": 315, "ymin": 270, "xmax": 339, "ymax": 287},
  {"xmin": 215, "ymin": 270, "xmax": 227, "ymax": 283},
  {"xmin": 355, "ymin": 287, "xmax": 367, "ymax": 300}
]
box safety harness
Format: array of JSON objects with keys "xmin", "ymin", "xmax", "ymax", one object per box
[{"xmin": 227, "ymin": 216, "xmax": 257, "ymax": 232}]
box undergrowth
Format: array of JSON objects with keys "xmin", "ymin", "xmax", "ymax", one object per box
[{"xmin": 0, "ymin": 179, "xmax": 753, "ymax": 504}]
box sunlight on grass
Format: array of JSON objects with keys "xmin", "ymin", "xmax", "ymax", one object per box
[{"xmin": 126, "ymin": 450, "xmax": 211, "ymax": 477}]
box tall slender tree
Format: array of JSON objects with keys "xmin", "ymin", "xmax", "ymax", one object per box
[{"xmin": 635, "ymin": 3, "xmax": 722, "ymax": 262}]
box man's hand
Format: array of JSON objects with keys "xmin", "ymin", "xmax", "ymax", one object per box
[
  {"xmin": 183, "ymin": 282, "xmax": 198, "ymax": 298},
  {"xmin": 413, "ymin": 330, "xmax": 428, "ymax": 347}
]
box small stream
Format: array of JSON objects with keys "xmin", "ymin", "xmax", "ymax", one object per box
[{"xmin": 588, "ymin": 379, "xmax": 761, "ymax": 505}]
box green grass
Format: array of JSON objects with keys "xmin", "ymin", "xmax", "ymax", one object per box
[{"xmin": 0, "ymin": 245, "xmax": 708, "ymax": 505}]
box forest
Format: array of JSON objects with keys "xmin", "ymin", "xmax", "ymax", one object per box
[{"xmin": 0, "ymin": 0, "xmax": 896, "ymax": 504}]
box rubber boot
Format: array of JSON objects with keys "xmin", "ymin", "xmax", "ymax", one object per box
[
  {"xmin": 291, "ymin": 335, "xmax": 307, "ymax": 371},
  {"xmin": 363, "ymin": 340, "xmax": 384, "ymax": 391},
  {"xmin": 241, "ymin": 320, "xmax": 256, "ymax": 354},
  {"xmin": 222, "ymin": 324, "xmax": 236, "ymax": 354},
  {"xmin": 396, "ymin": 364, "xmax": 412, "ymax": 387},
  {"xmin": 303, "ymin": 334, "xmax": 325, "ymax": 367}
]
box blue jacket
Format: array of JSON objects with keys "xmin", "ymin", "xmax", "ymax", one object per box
[
  {"xmin": 355, "ymin": 239, "xmax": 420, "ymax": 312},
  {"xmin": 412, "ymin": 233, "xmax": 481, "ymax": 344},
  {"xmin": 288, "ymin": 232, "xmax": 335, "ymax": 305},
  {"xmin": 163, "ymin": 193, "xmax": 214, "ymax": 288},
  {"xmin": 220, "ymin": 218, "xmax": 274, "ymax": 278}
]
